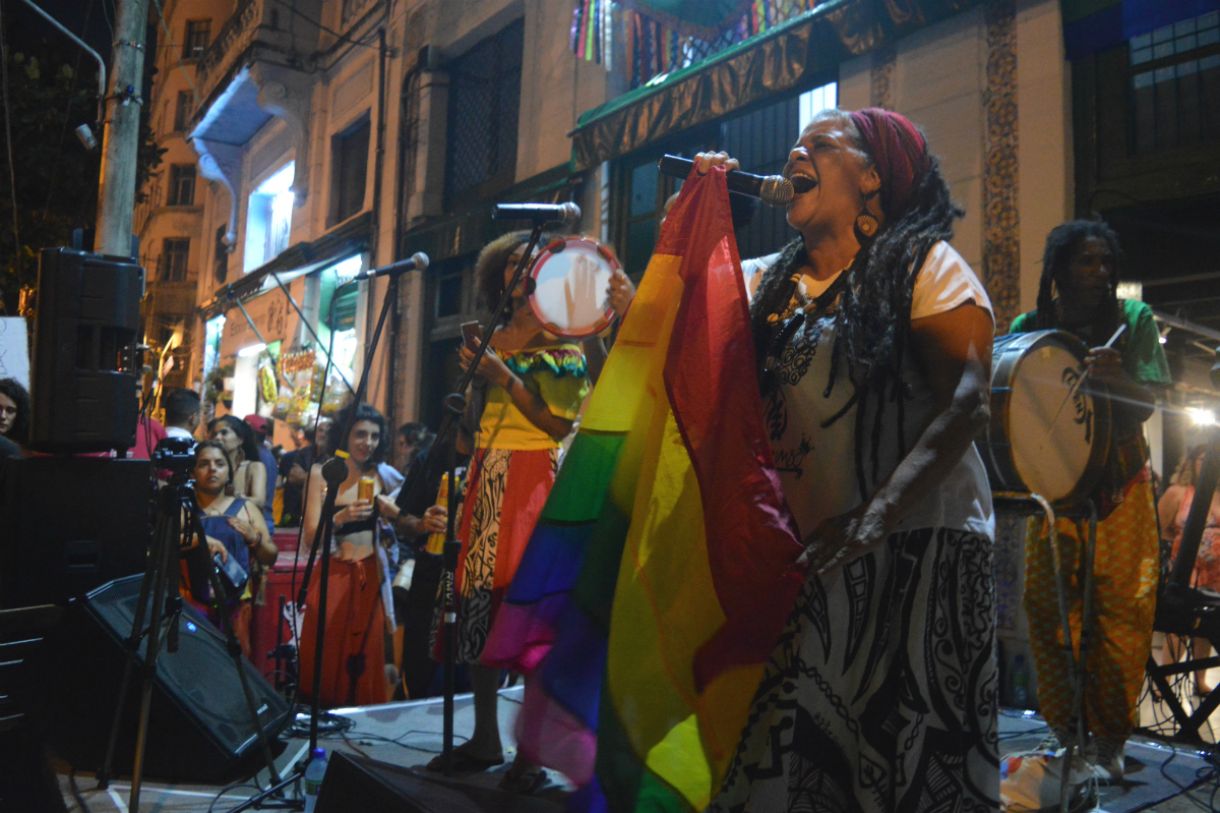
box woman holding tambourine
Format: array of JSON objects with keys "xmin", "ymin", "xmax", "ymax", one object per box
[{"xmin": 425, "ymin": 230, "xmax": 591, "ymax": 792}]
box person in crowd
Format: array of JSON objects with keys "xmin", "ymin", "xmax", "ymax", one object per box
[
  {"xmin": 164, "ymin": 388, "xmax": 201, "ymax": 442},
  {"xmin": 279, "ymin": 417, "xmax": 332, "ymax": 527},
  {"xmin": 1009, "ymin": 219, "xmax": 1170, "ymax": 783},
  {"xmin": 131, "ymin": 411, "xmax": 168, "ymax": 460},
  {"xmin": 1158, "ymin": 444, "xmax": 1220, "ymax": 694},
  {"xmin": 182, "ymin": 440, "xmax": 275, "ymax": 657},
  {"xmin": 208, "ymin": 415, "xmax": 267, "ymax": 513},
  {"xmin": 380, "ymin": 423, "xmax": 451, "ymax": 700},
  {"xmin": 394, "ymin": 421, "xmax": 435, "ymax": 477},
  {"xmin": 245, "ymin": 414, "xmax": 279, "ymax": 528},
  {"xmin": 0, "ymin": 378, "xmax": 30, "ymax": 448},
  {"xmin": 423, "ymin": 230, "xmax": 590, "ymax": 793},
  {"xmin": 298, "ymin": 402, "xmax": 397, "ymax": 707},
  {"xmin": 697, "ymin": 108, "xmax": 998, "ymax": 811}
]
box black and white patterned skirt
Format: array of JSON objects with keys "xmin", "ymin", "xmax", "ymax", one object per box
[{"xmin": 711, "ymin": 527, "xmax": 999, "ymax": 813}]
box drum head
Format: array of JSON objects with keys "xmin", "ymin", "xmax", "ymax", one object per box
[
  {"xmin": 529, "ymin": 237, "xmax": 617, "ymax": 338},
  {"xmin": 1008, "ymin": 339, "xmax": 1102, "ymax": 503}
]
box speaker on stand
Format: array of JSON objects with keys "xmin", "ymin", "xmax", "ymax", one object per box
[
  {"xmin": 28, "ymin": 248, "xmax": 143, "ymax": 454},
  {"xmin": 28, "ymin": 575, "xmax": 292, "ymax": 783}
]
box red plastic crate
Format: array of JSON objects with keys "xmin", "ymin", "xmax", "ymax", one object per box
[{"xmin": 249, "ymin": 549, "xmax": 307, "ymax": 685}]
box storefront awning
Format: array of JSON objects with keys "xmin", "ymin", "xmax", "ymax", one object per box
[
  {"xmin": 199, "ymin": 212, "xmax": 373, "ymax": 319},
  {"xmin": 570, "ymin": 0, "xmax": 979, "ymax": 171}
]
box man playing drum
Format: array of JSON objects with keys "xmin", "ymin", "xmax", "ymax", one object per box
[{"xmin": 1008, "ymin": 220, "xmax": 1170, "ymax": 784}]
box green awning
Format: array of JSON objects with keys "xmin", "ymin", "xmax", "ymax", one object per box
[{"xmin": 571, "ymin": 0, "xmax": 980, "ymax": 171}]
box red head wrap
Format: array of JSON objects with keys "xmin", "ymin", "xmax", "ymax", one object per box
[{"xmin": 848, "ymin": 108, "xmax": 929, "ymax": 219}]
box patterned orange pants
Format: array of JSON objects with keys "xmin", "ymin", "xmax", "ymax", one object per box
[{"xmin": 1024, "ymin": 477, "xmax": 1159, "ymax": 751}]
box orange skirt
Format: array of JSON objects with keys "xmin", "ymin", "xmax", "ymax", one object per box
[{"xmin": 298, "ymin": 556, "xmax": 387, "ymax": 707}]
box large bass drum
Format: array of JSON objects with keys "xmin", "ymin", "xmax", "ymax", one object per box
[{"xmin": 978, "ymin": 330, "xmax": 1111, "ymax": 509}]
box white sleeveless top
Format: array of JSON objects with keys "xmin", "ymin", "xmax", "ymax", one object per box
[{"xmin": 762, "ymin": 241, "xmax": 995, "ymax": 540}]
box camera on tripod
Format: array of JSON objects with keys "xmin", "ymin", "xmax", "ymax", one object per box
[{"xmin": 152, "ymin": 437, "xmax": 195, "ymax": 484}]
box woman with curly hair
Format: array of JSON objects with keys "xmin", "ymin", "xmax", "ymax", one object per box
[
  {"xmin": 425, "ymin": 231, "xmax": 590, "ymax": 792},
  {"xmin": 298, "ymin": 401, "xmax": 398, "ymax": 707},
  {"xmin": 702, "ymin": 108, "xmax": 998, "ymax": 811},
  {"xmin": 1008, "ymin": 219, "xmax": 1170, "ymax": 783},
  {"xmin": 0, "ymin": 377, "xmax": 30, "ymax": 447}
]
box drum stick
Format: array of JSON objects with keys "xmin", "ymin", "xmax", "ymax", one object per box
[{"xmin": 1042, "ymin": 324, "xmax": 1127, "ymax": 440}]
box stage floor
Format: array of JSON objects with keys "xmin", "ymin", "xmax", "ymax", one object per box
[{"xmin": 53, "ymin": 685, "xmax": 1219, "ymax": 812}]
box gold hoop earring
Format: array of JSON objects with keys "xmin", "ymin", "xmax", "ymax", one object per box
[{"xmin": 854, "ymin": 211, "xmax": 880, "ymax": 241}]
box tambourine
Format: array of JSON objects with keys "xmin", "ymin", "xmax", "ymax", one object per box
[{"xmin": 528, "ymin": 236, "xmax": 618, "ymax": 338}]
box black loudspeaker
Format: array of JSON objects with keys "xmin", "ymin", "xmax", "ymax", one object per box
[
  {"xmin": 316, "ymin": 752, "xmax": 562, "ymax": 813},
  {"xmin": 30, "ymin": 575, "xmax": 292, "ymax": 782},
  {"xmin": 30, "ymin": 247, "xmax": 143, "ymax": 453},
  {"xmin": 0, "ymin": 457, "xmax": 150, "ymax": 608}
]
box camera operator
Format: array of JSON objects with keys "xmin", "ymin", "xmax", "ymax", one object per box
[{"xmin": 180, "ymin": 440, "xmax": 275, "ymax": 658}]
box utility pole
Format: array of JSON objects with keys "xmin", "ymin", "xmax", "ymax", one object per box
[{"xmin": 95, "ymin": 0, "xmax": 151, "ymax": 258}]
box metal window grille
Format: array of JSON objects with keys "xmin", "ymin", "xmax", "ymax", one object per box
[
  {"xmin": 160, "ymin": 238, "xmax": 190, "ymax": 282},
  {"xmin": 173, "ymin": 91, "xmax": 192, "ymax": 132},
  {"xmin": 214, "ymin": 225, "xmax": 228, "ymax": 285},
  {"xmin": 613, "ymin": 82, "xmax": 835, "ymax": 271},
  {"xmin": 184, "ymin": 20, "xmax": 211, "ymax": 60},
  {"xmin": 330, "ymin": 116, "xmax": 371, "ymax": 224},
  {"xmin": 444, "ymin": 19, "xmax": 524, "ymax": 207},
  {"xmin": 167, "ymin": 164, "xmax": 196, "ymax": 206},
  {"xmin": 1129, "ymin": 11, "xmax": 1220, "ymax": 153}
]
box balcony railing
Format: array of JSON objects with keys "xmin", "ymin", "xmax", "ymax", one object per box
[
  {"xmin": 341, "ymin": 0, "xmax": 377, "ymax": 28},
  {"xmin": 195, "ymin": 0, "xmax": 262, "ymax": 99}
]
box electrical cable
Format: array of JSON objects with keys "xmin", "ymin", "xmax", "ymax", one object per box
[
  {"xmin": 269, "ymin": 0, "xmax": 380, "ymax": 50},
  {"xmin": 0, "ymin": 3, "xmax": 22, "ymax": 287},
  {"xmin": 41, "ymin": 0, "xmax": 96, "ymax": 223}
]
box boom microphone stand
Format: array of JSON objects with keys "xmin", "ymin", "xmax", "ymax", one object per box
[
  {"xmin": 229, "ymin": 254, "xmax": 426, "ymax": 812},
  {"xmin": 427, "ymin": 221, "xmax": 551, "ymax": 774}
]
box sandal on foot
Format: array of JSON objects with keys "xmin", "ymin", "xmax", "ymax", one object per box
[
  {"xmin": 425, "ymin": 746, "xmax": 504, "ymax": 773},
  {"xmin": 498, "ymin": 762, "xmax": 548, "ymax": 794}
]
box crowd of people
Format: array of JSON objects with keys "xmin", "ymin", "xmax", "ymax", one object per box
[{"xmin": 6, "ymin": 103, "xmax": 1216, "ymax": 810}]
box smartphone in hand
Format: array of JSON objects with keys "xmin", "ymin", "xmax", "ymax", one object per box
[{"xmin": 460, "ymin": 320, "xmax": 482, "ymax": 350}]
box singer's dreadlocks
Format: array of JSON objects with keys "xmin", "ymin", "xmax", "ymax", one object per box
[{"xmin": 1033, "ymin": 219, "xmax": 1122, "ymax": 346}]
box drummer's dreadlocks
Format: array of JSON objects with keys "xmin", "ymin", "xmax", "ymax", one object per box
[
  {"xmin": 1033, "ymin": 219, "xmax": 1122, "ymax": 346},
  {"xmin": 474, "ymin": 230, "xmax": 554, "ymax": 326},
  {"xmin": 750, "ymin": 109, "xmax": 962, "ymax": 499}
]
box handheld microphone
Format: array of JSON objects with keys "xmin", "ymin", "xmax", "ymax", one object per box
[
  {"xmin": 492, "ymin": 202, "xmax": 582, "ymax": 225},
  {"xmin": 349, "ymin": 252, "xmax": 429, "ymax": 282},
  {"xmin": 657, "ymin": 154, "xmax": 817, "ymax": 207}
]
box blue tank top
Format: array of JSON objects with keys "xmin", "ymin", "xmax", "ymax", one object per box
[{"xmin": 197, "ymin": 497, "xmax": 251, "ymax": 573}]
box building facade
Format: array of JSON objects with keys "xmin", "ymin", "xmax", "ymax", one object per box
[{"xmin": 136, "ymin": 0, "xmax": 1219, "ymax": 459}]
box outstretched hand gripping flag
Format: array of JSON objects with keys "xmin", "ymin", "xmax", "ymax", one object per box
[{"xmin": 486, "ymin": 167, "xmax": 805, "ymax": 811}]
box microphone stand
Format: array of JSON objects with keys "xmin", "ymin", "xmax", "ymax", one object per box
[
  {"xmin": 428, "ymin": 221, "xmax": 550, "ymax": 774},
  {"xmin": 228, "ymin": 259, "xmax": 416, "ymax": 812}
]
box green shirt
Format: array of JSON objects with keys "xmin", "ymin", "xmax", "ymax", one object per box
[{"xmin": 1009, "ymin": 298, "xmax": 1171, "ymax": 389}]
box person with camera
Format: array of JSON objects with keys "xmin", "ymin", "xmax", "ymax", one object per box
[{"xmin": 183, "ymin": 440, "xmax": 276, "ymax": 658}]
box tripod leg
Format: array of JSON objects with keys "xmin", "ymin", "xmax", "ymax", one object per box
[
  {"xmin": 97, "ymin": 495, "xmax": 174, "ymax": 789},
  {"xmin": 128, "ymin": 498, "xmax": 180, "ymax": 810}
]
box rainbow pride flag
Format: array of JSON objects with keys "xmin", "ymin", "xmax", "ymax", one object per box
[{"xmin": 486, "ymin": 167, "xmax": 805, "ymax": 811}]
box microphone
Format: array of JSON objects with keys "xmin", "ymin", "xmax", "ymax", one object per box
[
  {"xmin": 492, "ymin": 202, "xmax": 582, "ymax": 225},
  {"xmin": 349, "ymin": 252, "xmax": 429, "ymax": 282},
  {"xmin": 657, "ymin": 154, "xmax": 817, "ymax": 207}
]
